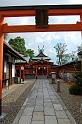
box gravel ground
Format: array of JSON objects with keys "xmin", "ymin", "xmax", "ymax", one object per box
[
  {"xmin": 0, "ymin": 79, "xmax": 35, "ymax": 124},
  {"xmin": 53, "ymin": 80, "xmax": 82, "ymax": 124}
]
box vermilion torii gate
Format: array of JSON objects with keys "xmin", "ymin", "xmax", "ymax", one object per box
[{"xmin": 0, "ymin": 4, "xmax": 82, "ymax": 115}]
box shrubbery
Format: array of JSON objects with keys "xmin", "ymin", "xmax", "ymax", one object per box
[
  {"xmin": 69, "ymin": 84, "xmax": 82, "ymax": 95},
  {"xmin": 69, "ymin": 61, "xmax": 82, "ymax": 95}
]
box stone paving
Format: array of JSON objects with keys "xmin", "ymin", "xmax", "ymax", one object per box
[{"xmin": 12, "ymin": 79, "xmax": 77, "ymax": 124}]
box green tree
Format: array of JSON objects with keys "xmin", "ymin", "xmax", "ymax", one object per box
[
  {"xmin": 25, "ymin": 49, "xmax": 34, "ymax": 59},
  {"xmin": 54, "ymin": 43, "xmax": 70, "ymax": 65},
  {"xmin": 78, "ymin": 44, "xmax": 82, "ymax": 52},
  {"xmin": 70, "ymin": 51, "xmax": 78, "ymax": 61},
  {"xmin": 8, "ymin": 36, "xmax": 26, "ymax": 55},
  {"xmin": 69, "ymin": 61, "xmax": 82, "ymax": 95}
]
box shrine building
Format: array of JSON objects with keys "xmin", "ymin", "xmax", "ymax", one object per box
[
  {"xmin": 3, "ymin": 42, "xmax": 26, "ymax": 88},
  {"xmin": 15, "ymin": 47, "xmax": 57, "ymax": 79}
]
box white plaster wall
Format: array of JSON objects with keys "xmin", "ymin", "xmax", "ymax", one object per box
[
  {"xmin": 12, "ymin": 64, "xmax": 15, "ymax": 77},
  {"xmin": 4, "ymin": 60, "xmax": 7, "ymax": 73}
]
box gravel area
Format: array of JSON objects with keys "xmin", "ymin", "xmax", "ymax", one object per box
[
  {"xmin": 0, "ymin": 79, "xmax": 35, "ymax": 124},
  {"xmin": 53, "ymin": 80, "xmax": 82, "ymax": 124}
]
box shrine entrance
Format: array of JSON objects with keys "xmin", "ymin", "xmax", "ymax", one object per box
[
  {"xmin": 0, "ymin": 4, "xmax": 82, "ymax": 115},
  {"xmin": 37, "ymin": 67, "xmax": 47, "ymax": 75}
]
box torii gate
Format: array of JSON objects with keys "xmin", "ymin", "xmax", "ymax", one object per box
[{"xmin": 0, "ymin": 4, "xmax": 82, "ymax": 115}]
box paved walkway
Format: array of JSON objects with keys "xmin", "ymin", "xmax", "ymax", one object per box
[{"xmin": 13, "ymin": 79, "xmax": 77, "ymax": 124}]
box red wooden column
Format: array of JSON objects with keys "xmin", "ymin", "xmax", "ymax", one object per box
[
  {"xmin": 80, "ymin": 14, "xmax": 82, "ymax": 78},
  {"xmin": 46, "ymin": 67, "xmax": 48, "ymax": 78},
  {"xmin": 23, "ymin": 69, "xmax": 24, "ymax": 81},
  {"xmin": 36, "ymin": 67, "xmax": 37, "ymax": 78},
  {"xmin": 0, "ymin": 16, "xmax": 4, "ymax": 115},
  {"xmin": 21, "ymin": 65, "xmax": 24, "ymax": 81},
  {"xmin": 80, "ymin": 14, "xmax": 82, "ymax": 37},
  {"xmin": 20, "ymin": 65, "xmax": 21, "ymax": 83}
]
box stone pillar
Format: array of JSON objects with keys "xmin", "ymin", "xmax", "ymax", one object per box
[
  {"xmin": 57, "ymin": 79, "xmax": 61, "ymax": 92},
  {"xmin": 51, "ymin": 72, "xmax": 56, "ymax": 84}
]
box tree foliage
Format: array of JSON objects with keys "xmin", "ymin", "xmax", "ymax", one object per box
[
  {"xmin": 74, "ymin": 61, "xmax": 82, "ymax": 86},
  {"xmin": 25, "ymin": 49, "xmax": 34, "ymax": 59},
  {"xmin": 69, "ymin": 61, "xmax": 82, "ymax": 95},
  {"xmin": 8, "ymin": 36, "xmax": 26, "ymax": 55},
  {"xmin": 8, "ymin": 36, "xmax": 35, "ymax": 59},
  {"xmin": 78, "ymin": 44, "xmax": 82, "ymax": 52},
  {"xmin": 70, "ymin": 51, "xmax": 78, "ymax": 61},
  {"xmin": 54, "ymin": 43, "xmax": 70, "ymax": 65}
]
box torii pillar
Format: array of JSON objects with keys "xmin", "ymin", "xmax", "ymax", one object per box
[
  {"xmin": 80, "ymin": 14, "xmax": 82, "ymax": 78},
  {"xmin": 80, "ymin": 14, "xmax": 82, "ymax": 37},
  {"xmin": 0, "ymin": 16, "xmax": 4, "ymax": 115}
]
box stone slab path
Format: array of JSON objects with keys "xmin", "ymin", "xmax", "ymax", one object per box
[{"xmin": 12, "ymin": 79, "xmax": 77, "ymax": 124}]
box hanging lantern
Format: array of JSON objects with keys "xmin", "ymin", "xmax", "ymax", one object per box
[
  {"xmin": 44, "ymin": 67, "xmax": 46, "ymax": 69},
  {"xmin": 38, "ymin": 67, "xmax": 40, "ymax": 70}
]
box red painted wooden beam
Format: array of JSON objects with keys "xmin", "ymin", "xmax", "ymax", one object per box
[
  {"xmin": 0, "ymin": 8, "xmax": 82, "ymax": 17},
  {"xmin": 2, "ymin": 23, "xmax": 82, "ymax": 33}
]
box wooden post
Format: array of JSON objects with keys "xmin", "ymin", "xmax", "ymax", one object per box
[{"xmin": 0, "ymin": 16, "xmax": 4, "ymax": 116}]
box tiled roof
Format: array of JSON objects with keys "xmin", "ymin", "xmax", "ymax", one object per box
[
  {"xmin": 36, "ymin": 51, "xmax": 48, "ymax": 57},
  {"xmin": 4, "ymin": 42, "xmax": 26, "ymax": 61}
]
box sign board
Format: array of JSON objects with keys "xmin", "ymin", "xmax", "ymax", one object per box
[{"xmin": 35, "ymin": 8, "xmax": 48, "ymax": 28}]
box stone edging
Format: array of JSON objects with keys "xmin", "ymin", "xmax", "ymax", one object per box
[{"xmin": 12, "ymin": 82, "xmax": 35, "ymax": 124}]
